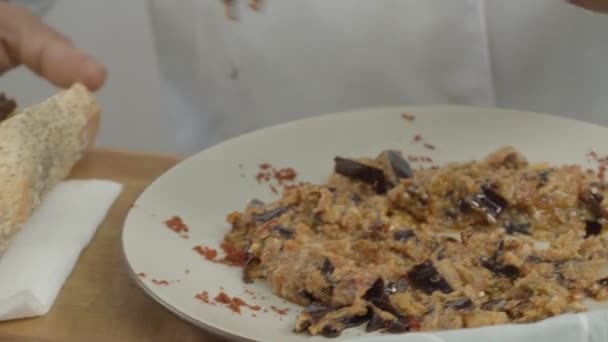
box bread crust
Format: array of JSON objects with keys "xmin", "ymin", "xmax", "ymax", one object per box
[{"xmin": 0, "ymin": 84, "xmax": 101, "ymax": 253}]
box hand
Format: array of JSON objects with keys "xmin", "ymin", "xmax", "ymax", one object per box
[
  {"xmin": 0, "ymin": 1, "xmax": 106, "ymax": 91},
  {"xmin": 568, "ymin": 0, "xmax": 608, "ymax": 13}
]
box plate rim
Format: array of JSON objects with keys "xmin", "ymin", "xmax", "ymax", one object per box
[{"xmin": 121, "ymin": 105, "xmax": 608, "ymax": 341}]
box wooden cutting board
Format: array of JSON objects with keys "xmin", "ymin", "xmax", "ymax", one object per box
[{"xmin": 0, "ymin": 150, "xmax": 226, "ymax": 342}]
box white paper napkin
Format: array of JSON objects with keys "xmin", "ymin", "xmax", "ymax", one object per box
[
  {"xmin": 0, "ymin": 179, "xmax": 123, "ymax": 321},
  {"xmin": 348, "ymin": 310, "xmax": 608, "ymax": 342}
]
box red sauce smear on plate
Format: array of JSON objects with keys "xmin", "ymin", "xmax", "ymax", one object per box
[
  {"xmin": 195, "ymin": 291, "xmax": 213, "ymax": 304},
  {"xmin": 255, "ymin": 163, "xmax": 299, "ymax": 194},
  {"xmin": 214, "ymin": 292, "xmax": 261, "ymax": 314},
  {"xmin": 401, "ymin": 113, "xmax": 416, "ymax": 121},
  {"xmin": 164, "ymin": 216, "xmax": 189, "ymax": 238},
  {"xmin": 192, "ymin": 243, "xmax": 246, "ymax": 267},
  {"xmin": 220, "ymin": 242, "xmax": 247, "ymax": 266},
  {"xmin": 193, "ymin": 245, "xmax": 218, "ymax": 261},
  {"xmin": 270, "ymin": 306, "xmax": 289, "ymax": 315},
  {"xmin": 151, "ymin": 279, "xmax": 169, "ymax": 286}
]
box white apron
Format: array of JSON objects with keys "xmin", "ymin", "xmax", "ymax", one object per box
[{"xmin": 148, "ymin": 0, "xmax": 493, "ymax": 154}]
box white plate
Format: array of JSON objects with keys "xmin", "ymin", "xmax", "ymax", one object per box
[{"xmin": 122, "ymin": 106, "xmax": 608, "ymax": 342}]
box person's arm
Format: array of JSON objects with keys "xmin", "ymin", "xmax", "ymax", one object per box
[
  {"xmin": 0, "ymin": 0, "xmax": 106, "ymax": 91},
  {"xmin": 567, "ymin": 0, "xmax": 608, "ymax": 13}
]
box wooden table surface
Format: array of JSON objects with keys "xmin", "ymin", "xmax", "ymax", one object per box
[{"xmin": 0, "ymin": 150, "xmax": 226, "ymax": 342}]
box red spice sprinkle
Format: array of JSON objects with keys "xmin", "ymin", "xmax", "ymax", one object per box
[
  {"xmin": 152, "ymin": 279, "xmax": 169, "ymax": 286},
  {"xmin": 137, "ymin": 272, "xmax": 146, "ymax": 278},
  {"xmin": 214, "ymin": 292, "xmax": 260, "ymax": 314},
  {"xmin": 274, "ymin": 168, "xmax": 297, "ymax": 182},
  {"xmin": 413, "ymin": 134, "xmax": 422, "ymax": 142},
  {"xmin": 270, "ymin": 306, "xmax": 289, "ymax": 315},
  {"xmin": 195, "ymin": 291, "xmax": 211, "ymax": 304},
  {"xmin": 254, "ymin": 163, "xmax": 299, "ymax": 194},
  {"xmin": 409, "ymin": 317, "xmax": 422, "ymax": 331},
  {"xmin": 423, "ymin": 143, "xmax": 435, "ymax": 150},
  {"xmin": 164, "ymin": 216, "xmax": 189, "ymax": 236},
  {"xmin": 193, "ymin": 245, "xmax": 218, "ymax": 261},
  {"xmin": 220, "ymin": 242, "xmax": 247, "ymax": 267},
  {"xmin": 401, "ymin": 113, "xmax": 416, "ymax": 121}
]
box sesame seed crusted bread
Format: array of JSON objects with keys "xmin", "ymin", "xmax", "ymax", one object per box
[{"xmin": 0, "ymin": 83, "xmax": 100, "ymax": 253}]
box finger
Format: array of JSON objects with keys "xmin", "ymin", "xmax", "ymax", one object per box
[
  {"xmin": 0, "ymin": 41, "xmax": 17, "ymax": 75},
  {"xmin": 0, "ymin": 2, "xmax": 106, "ymax": 91}
]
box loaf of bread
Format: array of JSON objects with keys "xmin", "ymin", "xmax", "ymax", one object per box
[{"xmin": 0, "ymin": 84, "xmax": 101, "ymax": 253}]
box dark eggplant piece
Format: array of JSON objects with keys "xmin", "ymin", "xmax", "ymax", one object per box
[
  {"xmin": 393, "ymin": 229, "xmax": 416, "ymax": 242},
  {"xmin": 252, "ymin": 206, "xmax": 289, "ymax": 222},
  {"xmin": 538, "ymin": 169, "xmax": 552, "ymax": 187},
  {"xmin": 321, "ymin": 258, "xmax": 335, "ymax": 278},
  {"xmin": 302, "ymin": 302, "xmax": 332, "ymax": 322},
  {"xmin": 365, "ymin": 311, "xmax": 412, "ymax": 334},
  {"xmin": 407, "ymin": 260, "xmax": 453, "ymax": 294},
  {"xmin": 480, "ymin": 257, "xmax": 520, "ymax": 280},
  {"xmin": 457, "ymin": 199, "xmax": 472, "ymax": 213},
  {"xmin": 384, "ymin": 317, "xmax": 411, "ymax": 334},
  {"xmin": 334, "ymin": 157, "xmax": 387, "ymax": 194},
  {"xmin": 248, "ymin": 198, "xmax": 265, "ymax": 207},
  {"xmin": 443, "ymin": 297, "xmax": 474, "ymax": 311},
  {"xmin": 298, "ymin": 289, "xmax": 319, "ymax": 303},
  {"xmin": 339, "ymin": 308, "xmax": 373, "ymax": 328},
  {"xmin": 376, "ymin": 150, "xmax": 413, "ymax": 188},
  {"xmin": 597, "ymin": 277, "xmax": 608, "ymax": 286},
  {"xmin": 469, "ymin": 185, "xmax": 508, "ymax": 221},
  {"xmin": 242, "ymin": 255, "xmax": 261, "ymax": 284},
  {"xmin": 386, "ymin": 277, "xmax": 409, "ymax": 294},
  {"xmin": 387, "ymin": 151, "xmax": 413, "ymax": 179},
  {"xmin": 365, "ymin": 311, "xmax": 386, "ymax": 333},
  {"xmin": 580, "ymin": 186, "xmax": 607, "ymax": 218},
  {"xmin": 585, "ymin": 220, "xmax": 602, "ymax": 238},
  {"xmin": 350, "ymin": 193, "xmax": 362, "ymax": 204},
  {"xmin": 492, "ymin": 240, "xmax": 506, "ymax": 260},
  {"xmin": 505, "ymin": 222, "xmax": 531, "ymax": 235},
  {"xmin": 481, "ymin": 299, "xmax": 506, "ymax": 311},
  {"xmin": 321, "ymin": 325, "xmax": 341, "ymax": 338},
  {"xmin": 362, "ymin": 278, "xmax": 400, "ymax": 315},
  {"xmin": 271, "ymin": 225, "xmax": 295, "ymax": 239},
  {"xmin": 363, "ymin": 278, "xmax": 386, "ymax": 301},
  {"xmin": 295, "ymin": 319, "xmax": 312, "ymax": 332}
]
